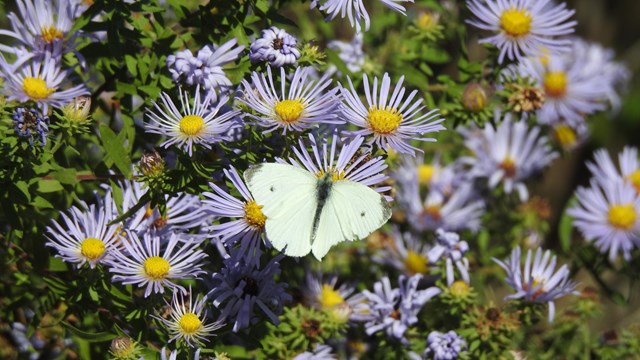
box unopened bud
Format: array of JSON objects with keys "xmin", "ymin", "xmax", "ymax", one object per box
[
  {"xmin": 462, "ymin": 83, "xmax": 489, "ymax": 112},
  {"xmin": 139, "ymin": 149, "xmax": 165, "ymax": 178},
  {"xmin": 449, "ymin": 280, "xmax": 471, "ymax": 298},
  {"xmin": 110, "ymin": 336, "xmax": 139, "ymax": 359},
  {"xmin": 62, "ymin": 96, "xmax": 92, "ymax": 124}
]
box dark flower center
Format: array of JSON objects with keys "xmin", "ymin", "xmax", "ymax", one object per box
[
  {"xmin": 240, "ymin": 276, "xmax": 259, "ymax": 296},
  {"xmin": 272, "ymin": 37, "xmax": 284, "ymax": 50}
]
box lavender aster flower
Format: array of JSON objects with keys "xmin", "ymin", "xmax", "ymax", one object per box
[
  {"xmin": 357, "ymin": 275, "xmax": 441, "ymax": 343},
  {"xmin": 202, "ymin": 166, "xmax": 268, "ymax": 262},
  {"xmin": 1, "ymin": 54, "xmax": 89, "ymax": 113},
  {"xmin": 152, "ymin": 287, "xmax": 223, "ymax": 347},
  {"xmin": 0, "ymin": 0, "xmax": 85, "ymax": 60},
  {"xmin": 327, "ymin": 33, "xmax": 365, "ymax": 74},
  {"xmin": 567, "ymin": 178, "xmax": 640, "ymax": 261},
  {"xmin": 428, "ymin": 229, "xmax": 470, "ymax": 286},
  {"xmin": 493, "ymin": 246, "xmax": 579, "ymax": 322},
  {"xmin": 107, "ymin": 231, "xmax": 207, "ymax": 297},
  {"xmin": 145, "ymin": 86, "xmax": 241, "ymax": 156},
  {"xmin": 167, "ymin": 39, "xmax": 244, "ymax": 101},
  {"xmin": 238, "ymin": 66, "xmax": 342, "ymax": 134},
  {"xmin": 208, "ymin": 253, "xmax": 291, "ymax": 332},
  {"xmin": 507, "ymin": 45, "xmax": 612, "ymax": 127},
  {"xmin": 424, "ymin": 330, "xmax": 467, "ymax": 360},
  {"xmin": 46, "ymin": 193, "xmax": 120, "ymax": 269},
  {"xmin": 374, "ymin": 227, "xmax": 431, "ymax": 276},
  {"xmin": 116, "ymin": 180, "xmax": 210, "ymax": 238},
  {"xmin": 461, "ymin": 111, "xmax": 557, "ymax": 202},
  {"xmin": 340, "ymin": 72, "xmax": 446, "ymax": 155},
  {"xmin": 466, "ymin": 0, "xmax": 576, "ymax": 63},
  {"xmin": 249, "ymin": 26, "xmax": 300, "ymax": 67},
  {"xmin": 281, "ymin": 131, "xmax": 390, "ymax": 198},
  {"xmin": 303, "ymin": 272, "xmax": 366, "ymax": 322},
  {"xmin": 586, "ymin": 147, "xmax": 640, "ymax": 194},
  {"xmin": 12, "ymin": 107, "xmax": 50, "ymax": 146},
  {"xmin": 311, "ymin": 0, "xmax": 413, "ymax": 32},
  {"xmin": 293, "ymin": 344, "xmax": 336, "ymax": 360}
]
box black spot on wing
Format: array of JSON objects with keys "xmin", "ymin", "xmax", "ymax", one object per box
[
  {"xmin": 361, "ymin": 211, "xmax": 365, "ymax": 217},
  {"xmin": 270, "ymin": 186, "xmax": 275, "ymax": 192}
]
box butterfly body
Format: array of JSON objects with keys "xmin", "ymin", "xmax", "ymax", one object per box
[{"xmin": 244, "ymin": 163, "xmax": 391, "ymax": 260}]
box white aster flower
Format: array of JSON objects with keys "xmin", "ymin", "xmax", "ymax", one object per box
[
  {"xmin": 494, "ymin": 246, "xmax": 579, "ymax": 322},
  {"xmin": 107, "ymin": 231, "xmax": 207, "ymax": 297},
  {"xmin": 46, "ymin": 193, "xmax": 121, "ymax": 269},
  {"xmin": 466, "ymin": 0, "xmax": 576, "ymax": 63},
  {"xmin": 0, "ymin": 54, "xmax": 89, "ymax": 113},
  {"xmin": 153, "ymin": 287, "xmax": 223, "ymax": 347},
  {"xmin": 145, "ymin": 86, "xmax": 241, "ymax": 156},
  {"xmin": 238, "ymin": 66, "xmax": 343, "ymax": 134},
  {"xmin": 340, "ymin": 72, "xmax": 446, "ymax": 155},
  {"xmin": 461, "ymin": 111, "xmax": 557, "ymax": 202},
  {"xmin": 568, "ymin": 178, "xmax": 640, "ymax": 262}
]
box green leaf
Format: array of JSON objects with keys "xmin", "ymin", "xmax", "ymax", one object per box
[
  {"xmin": 51, "ymin": 168, "xmax": 78, "ymax": 185},
  {"xmin": 99, "ymin": 124, "xmax": 132, "ymax": 178},
  {"xmin": 61, "ymin": 322, "xmax": 117, "ymax": 342},
  {"xmin": 37, "ymin": 179, "xmax": 64, "ymax": 193},
  {"xmin": 49, "ymin": 257, "xmax": 69, "ymax": 272},
  {"xmin": 558, "ymin": 209, "xmax": 574, "ymax": 254},
  {"xmin": 32, "ymin": 196, "xmax": 54, "ymax": 209}
]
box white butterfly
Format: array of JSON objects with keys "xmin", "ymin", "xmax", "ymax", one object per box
[{"xmin": 244, "ymin": 162, "xmax": 392, "ymax": 260}]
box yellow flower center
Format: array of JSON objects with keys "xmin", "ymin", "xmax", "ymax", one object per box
[
  {"xmin": 274, "ymin": 99, "xmax": 305, "ymax": 124},
  {"xmin": 179, "ymin": 115, "xmax": 205, "ymax": 136},
  {"xmin": 608, "ymin": 204, "xmax": 637, "ymax": 230},
  {"xmin": 500, "ymin": 157, "xmax": 517, "ymax": 178},
  {"xmin": 500, "ymin": 8, "xmax": 532, "ymax": 37},
  {"xmin": 416, "ymin": 12, "xmax": 438, "ymax": 30},
  {"xmin": 80, "ymin": 237, "xmax": 106, "ymax": 261},
  {"xmin": 417, "ymin": 165, "xmax": 435, "ymax": 185},
  {"xmin": 424, "ymin": 205, "xmax": 441, "ymax": 221},
  {"xmin": 143, "ymin": 256, "xmax": 170, "ymax": 280},
  {"xmin": 178, "ymin": 313, "xmax": 202, "ymax": 335},
  {"xmin": 449, "ymin": 280, "xmax": 470, "ymax": 298},
  {"xmin": 554, "ymin": 125, "xmax": 577, "ymax": 147},
  {"xmin": 404, "ymin": 250, "xmax": 428, "ymax": 274},
  {"xmin": 41, "ymin": 25, "xmax": 64, "ymax": 43},
  {"xmin": 23, "ymin": 77, "xmax": 55, "ymax": 100},
  {"xmin": 543, "ymin": 71, "xmax": 568, "ymax": 98},
  {"xmin": 244, "ymin": 201, "xmax": 267, "ymax": 228},
  {"xmin": 626, "ymin": 171, "xmax": 640, "ymax": 193},
  {"xmin": 320, "ymin": 284, "xmax": 345, "ymax": 308},
  {"xmin": 367, "ymin": 106, "xmax": 403, "ymax": 135}
]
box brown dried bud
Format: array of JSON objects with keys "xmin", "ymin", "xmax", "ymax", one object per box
[{"xmin": 508, "ymin": 84, "xmax": 545, "ymax": 113}]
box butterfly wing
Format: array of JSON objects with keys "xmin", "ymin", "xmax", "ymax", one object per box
[
  {"xmin": 311, "ymin": 180, "xmax": 392, "ymax": 260},
  {"xmin": 244, "ymin": 163, "xmax": 318, "ymax": 257}
]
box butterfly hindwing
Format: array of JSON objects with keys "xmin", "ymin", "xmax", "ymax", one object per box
[
  {"xmin": 311, "ymin": 179, "xmax": 392, "ymax": 260},
  {"xmin": 244, "ymin": 163, "xmax": 318, "ymax": 257}
]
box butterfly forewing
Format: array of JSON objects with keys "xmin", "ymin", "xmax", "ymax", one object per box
[
  {"xmin": 311, "ymin": 180, "xmax": 392, "ymax": 260},
  {"xmin": 244, "ymin": 163, "xmax": 318, "ymax": 257}
]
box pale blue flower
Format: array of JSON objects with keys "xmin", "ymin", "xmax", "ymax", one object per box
[{"xmin": 12, "ymin": 107, "xmax": 49, "ymax": 146}]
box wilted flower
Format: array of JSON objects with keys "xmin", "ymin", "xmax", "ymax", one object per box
[
  {"xmin": 12, "ymin": 107, "xmax": 49, "ymax": 146},
  {"xmin": 110, "ymin": 336, "xmax": 141, "ymax": 360},
  {"xmin": 139, "ymin": 149, "xmax": 166, "ymax": 179},
  {"xmin": 249, "ymin": 26, "xmax": 300, "ymax": 67},
  {"xmin": 424, "ymin": 330, "xmax": 467, "ymax": 360}
]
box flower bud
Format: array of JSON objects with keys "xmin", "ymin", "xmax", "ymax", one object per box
[{"xmin": 462, "ymin": 83, "xmax": 489, "ymax": 112}]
